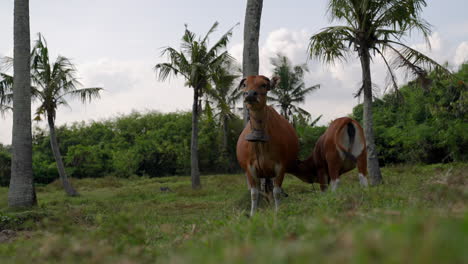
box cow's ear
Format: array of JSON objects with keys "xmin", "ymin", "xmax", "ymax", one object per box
[
  {"xmin": 238, "ymin": 78, "xmax": 246, "ymax": 90},
  {"xmin": 269, "ymin": 76, "xmax": 280, "ymax": 90}
]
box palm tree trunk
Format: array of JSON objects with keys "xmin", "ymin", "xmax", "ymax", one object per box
[
  {"xmin": 242, "ymin": 0, "xmax": 263, "ymax": 125},
  {"xmin": 47, "ymin": 115, "xmax": 79, "ymax": 196},
  {"xmin": 360, "ymin": 49, "xmax": 383, "ymax": 185},
  {"xmin": 222, "ymin": 115, "xmax": 229, "ymax": 155},
  {"xmin": 281, "ymin": 106, "xmax": 288, "ymax": 121},
  {"xmin": 191, "ymin": 86, "xmax": 201, "ymax": 189},
  {"xmin": 8, "ymin": 0, "xmax": 37, "ymax": 208}
]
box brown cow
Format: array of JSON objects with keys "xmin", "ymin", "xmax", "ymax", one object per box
[
  {"xmin": 236, "ymin": 75, "xmax": 299, "ymax": 216},
  {"xmin": 290, "ymin": 117, "xmax": 369, "ymax": 191}
]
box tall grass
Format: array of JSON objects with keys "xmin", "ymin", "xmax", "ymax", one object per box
[{"xmin": 0, "ymin": 163, "xmax": 467, "ymax": 263}]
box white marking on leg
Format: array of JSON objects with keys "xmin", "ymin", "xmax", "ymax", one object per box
[
  {"xmin": 250, "ymin": 188, "xmax": 259, "ymax": 217},
  {"xmin": 249, "ymin": 164, "xmax": 257, "ymax": 179},
  {"xmin": 359, "ymin": 173, "xmax": 368, "ymax": 187},
  {"xmin": 259, "ymin": 178, "xmax": 265, "ymax": 192},
  {"xmin": 331, "ymin": 178, "xmax": 340, "ymax": 192},
  {"xmin": 274, "ymin": 163, "xmax": 282, "ymax": 177},
  {"xmin": 273, "ymin": 164, "xmax": 283, "ymax": 212},
  {"xmin": 273, "ymin": 186, "xmax": 281, "ymax": 212}
]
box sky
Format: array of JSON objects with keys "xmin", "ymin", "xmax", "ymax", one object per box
[{"xmin": 0, "ymin": 0, "xmax": 467, "ymax": 144}]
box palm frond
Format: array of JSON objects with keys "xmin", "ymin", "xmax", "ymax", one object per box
[
  {"xmin": 310, "ymin": 114, "xmax": 323, "ymax": 126},
  {"xmin": 373, "ymin": 0, "xmax": 431, "ymax": 44},
  {"xmin": 268, "ymin": 53, "xmax": 319, "ymax": 120},
  {"xmin": 374, "ymin": 48, "xmax": 398, "ymax": 94},
  {"xmin": 201, "ymin": 21, "xmax": 219, "ymax": 45},
  {"xmin": 308, "ymin": 26, "xmax": 355, "ymax": 64},
  {"xmin": 291, "ymin": 105, "xmax": 312, "ymax": 118},
  {"xmin": 64, "ymin": 87, "xmax": 103, "ymax": 104},
  {"xmin": 385, "ymin": 42, "xmax": 452, "ymax": 91},
  {"xmin": 205, "ymin": 23, "xmax": 238, "ymax": 61},
  {"xmin": 327, "ymin": 0, "xmax": 358, "ymax": 26},
  {"xmin": 0, "ymin": 56, "xmax": 13, "ymax": 72},
  {"xmin": 0, "ymin": 103, "xmax": 13, "ymax": 117},
  {"xmin": 155, "ymin": 47, "xmax": 191, "ymax": 81},
  {"xmin": 154, "ymin": 62, "xmax": 182, "ymax": 82},
  {"xmin": 0, "ymin": 92, "xmax": 13, "ymax": 114}
]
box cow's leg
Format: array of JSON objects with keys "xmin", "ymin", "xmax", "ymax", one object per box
[
  {"xmin": 247, "ymin": 164, "xmax": 260, "ymax": 217},
  {"xmin": 328, "ymin": 162, "xmax": 341, "ymax": 192},
  {"xmin": 357, "ymin": 153, "xmax": 369, "ymax": 187},
  {"xmin": 317, "ymin": 168, "xmax": 328, "ymax": 192},
  {"xmin": 272, "ymin": 164, "xmax": 285, "ymax": 212}
]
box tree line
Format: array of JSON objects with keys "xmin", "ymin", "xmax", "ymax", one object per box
[{"xmin": 0, "ymin": 62, "xmax": 466, "ymax": 186}]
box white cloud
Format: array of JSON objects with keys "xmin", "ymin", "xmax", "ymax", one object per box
[
  {"xmin": 259, "ymin": 28, "xmax": 310, "ymax": 75},
  {"xmin": 229, "ymin": 43, "xmax": 243, "ymax": 65},
  {"xmin": 454, "ymin": 41, "xmax": 468, "ymax": 66},
  {"xmin": 412, "ymin": 32, "xmax": 442, "ymax": 53},
  {"xmin": 62, "ymin": 58, "xmax": 193, "ymax": 122}
]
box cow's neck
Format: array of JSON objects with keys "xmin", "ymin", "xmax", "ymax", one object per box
[
  {"xmin": 289, "ymin": 155, "xmax": 317, "ymax": 183},
  {"xmin": 249, "ymin": 107, "xmax": 268, "ymax": 131}
]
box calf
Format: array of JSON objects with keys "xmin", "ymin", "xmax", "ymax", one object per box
[
  {"xmin": 236, "ymin": 75, "xmax": 300, "ymax": 216},
  {"xmin": 291, "ymin": 117, "xmax": 369, "ymax": 191}
]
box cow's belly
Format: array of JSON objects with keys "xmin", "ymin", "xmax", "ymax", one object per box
[
  {"xmin": 340, "ymin": 159, "xmax": 356, "ymax": 174},
  {"xmin": 249, "ymin": 159, "xmax": 281, "ymax": 179}
]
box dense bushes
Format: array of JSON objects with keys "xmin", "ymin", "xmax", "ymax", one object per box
[
  {"xmin": 352, "ymin": 63, "xmax": 468, "ymax": 165},
  {"xmin": 23, "ymin": 111, "xmax": 246, "ymax": 184}
]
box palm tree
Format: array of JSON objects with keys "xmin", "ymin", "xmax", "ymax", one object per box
[
  {"xmin": 7, "ymin": 0, "xmax": 36, "ymax": 208},
  {"xmin": 1, "ymin": 34, "xmax": 102, "ymax": 196},
  {"xmin": 243, "ymin": 0, "xmax": 263, "ymax": 125},
  {"xmin": 206, "ymin": 62, "xmax": 242, "ymax": 155},
  {"xmin": 268, "ymin": 54, "xmax": 320, "ymax": 123},
  {"xmin": 308, "ymin": 0, "xmax": 451, "ymax": 185},
  {"xmin": 154, "ymin": 22, "xmax": 236, "ymax": 189}
]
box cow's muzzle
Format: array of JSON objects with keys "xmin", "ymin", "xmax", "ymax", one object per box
[{"xmin": 244, "ymin": 90, "xmax": 258, "ymax": 103}]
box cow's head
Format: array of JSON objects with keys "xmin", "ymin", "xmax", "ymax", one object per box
[{"xmin": 239, "ymin": 75, "xmax": 280, "ymax": 111}]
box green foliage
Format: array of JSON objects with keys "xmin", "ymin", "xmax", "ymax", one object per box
[
  {"xmin": 268, "ymin": 54, "xmax": 320, "ymax": 123},
  {"xmin": 0, "ymin": 144, "xmax": 11, "ymax": 186},
  {"xmin": 352, "ymin": 64, "xmax": 468, "ymax": 164},
  {"xmin": 30, "ymin": 111, "xmax": 244, "ymax": 183},
  {"xmin": 0, "ymin": 164, "xmax": 466, "ymax": 263},
  {"xmin": 65, "ymin": 144, "xmax": 111, "ymax": 178},
  {"xmin": 295, "ymin": 124, "xmax": 327, "ymax": 160}
]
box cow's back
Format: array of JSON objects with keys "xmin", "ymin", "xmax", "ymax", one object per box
[{"xmin": 313, "ymin": 117, "xmax": 364, "ymax": 173}]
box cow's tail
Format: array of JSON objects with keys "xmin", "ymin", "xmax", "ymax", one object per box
[{"xmin": 335, "ymin": 120, "xmax": 359, "ymax": 162}]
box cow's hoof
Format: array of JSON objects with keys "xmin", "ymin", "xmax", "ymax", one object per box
[{"xmin": 245, "ymin": 130, "xmax": 269, "ymax": 142}]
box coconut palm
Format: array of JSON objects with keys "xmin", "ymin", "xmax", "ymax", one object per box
[
  {"xmin": 268, "ymin": 54, "xmax": 320, "ymax": 123},
  {"xmin": 154, "ymin": 22, "xmax": 235, "ymax": 189},
  {"xmin": 206, "ymin": 62, "xmax": 242, "ymax": 155},
  {"xmin": 7, "ymin": 0, "xmax": 36, "ymax": 208},
  {"xmin": 308, "ymin": 0, "xmax": 451, "ymax": 185},
  {"xmin": 1, "ymin": 34, "xmax": 102, "ymax": 196}
]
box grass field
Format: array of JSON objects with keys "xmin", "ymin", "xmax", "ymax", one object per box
[{"xmin": 0, "ymin": 163, "xmax": 467, "ymax": 263}]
